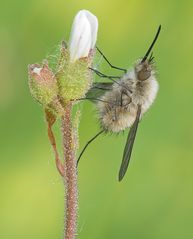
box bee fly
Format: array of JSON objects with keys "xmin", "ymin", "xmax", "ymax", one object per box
[{"xmin": 77, "ymin": 26, "xmax": 161, "ymax": 181}]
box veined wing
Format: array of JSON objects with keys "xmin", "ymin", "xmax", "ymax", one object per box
[
  {"xmin": 86, "ymin": 82, "xmax": 113, "ymax": 101},
  {"xmin": 118, "ymin": 105, "xmax": 141, "ymax": 181}
]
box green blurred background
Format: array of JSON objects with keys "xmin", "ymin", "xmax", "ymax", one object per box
[{"xmin": 1, "ymin": 0, "xmax": 193, "ymax": 238}]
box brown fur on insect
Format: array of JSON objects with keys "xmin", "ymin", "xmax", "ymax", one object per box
[{"xmin": 97, "ymin": 59, "xmax": 158, "ymax": 133}]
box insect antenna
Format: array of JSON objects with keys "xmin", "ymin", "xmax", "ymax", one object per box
[
  {"xmin": 96, "ymin": 47, "xmax": 127, "ymax": 73},
  {"xmin": 149, "ymin": 52, "xmax": 153, "ymax": 61},
  {"xmin": 141, "ymin": 25, "xmax": 161, "ymax": 63},
  {"xmin": 77, "ymin": 130, "xmax": 104, "ymax": 165}
]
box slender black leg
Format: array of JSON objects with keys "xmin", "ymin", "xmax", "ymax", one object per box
[
  {"xmin": 119, "ymin": 90, "xmax": 132, "ymax": 107},
  {"xmin": 96, "ymin": 47, "xmax": 127, "ymax": 73},
  {"xmin": 90, "ymin": 67, "xmax": 123, "ymax": 87},
  {"xmin": 90, "ymin": 68, "xmax": 131, "ymax": 94},
  {"xmin": 89, "ymin": 67, "xmax": 120, "ymax": 79},
  {"xmin": 120, "ymin": 92, "xmax": 123, "ymax": 107},
  {"xmin": 77, "ymin": 97, "xmax": 113, "ymax": 105},
  {"xmin": 77, "ymin": 130, "xmax": 104, "ymax": 165}
]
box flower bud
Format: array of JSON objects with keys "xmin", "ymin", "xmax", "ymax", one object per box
[
  {"xmin": 57, "ymin": 10, "xmax": 98, "ymax": 102},
  {"xmin": 69, "ymin": 10, "xmax": 98, "ymax": 62},
  {"xmin": 82, "ymin": 10, "xmax": 98, "ymax": 48},
  {"xmin": 28, "ymin": 63, "xmax": 58, "ymax": 106}
]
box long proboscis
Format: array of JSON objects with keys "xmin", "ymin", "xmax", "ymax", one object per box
[{"xmin": 141, "ymin": 25, "xmax": 161, "ymax": 63}]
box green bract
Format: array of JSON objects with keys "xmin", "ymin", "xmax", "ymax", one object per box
[
  {"xmin": 57, "ymin": 51, "xmax": 92, "ymax": 102},
  {"xmin": 28, "ymin": 63, "xmax": 58, "ymax": 106}
]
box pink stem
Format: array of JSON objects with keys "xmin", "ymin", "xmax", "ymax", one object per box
[{"xmin": 61, "ymin": 103, "xmax": 78, "ymax": 239}]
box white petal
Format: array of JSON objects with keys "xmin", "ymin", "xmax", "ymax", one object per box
[
  {"xmin": 82, "ymin": 10, "xmax": 98, "ymax": 48},
  {"xmin": 69, "ymin": 11, "xmax": 92, "ymax": 62}
]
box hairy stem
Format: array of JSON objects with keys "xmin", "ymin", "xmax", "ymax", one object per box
[{"xmin": 61, "ymin": 103, "xmax": 78, "ymax": 239}]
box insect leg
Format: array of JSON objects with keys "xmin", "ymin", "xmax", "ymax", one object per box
[
  {"xmin": 120, "ymin": 92, "xmax": 123, "ymax": 107},
  {"xmin": 96, "ymin": 47, "xmax": 127, "ymax": 73},
  {"xmin": 113, "ymin": 107, "xmax": 118, "ymax": 122},
  {"xmin": 90, "ymin": 68, "xmax": 130, "ymax": 91},
  {"xmin": 118, "ymin": 90, "xmax": 132, "ymax": 108},
  {"xmin": 77, "ymin": 130, "xmax": 104, "ymax": 165},
  {"xmin": 76, "ymin": 97, "xmax": 113, "ymax": 104},
  {"xmin": 89, "ymin": 67, "xmax": 120, "ymax": 79}
]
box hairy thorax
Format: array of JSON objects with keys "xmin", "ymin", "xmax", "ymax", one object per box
[{"xmin": 97, "ymin": 69, "xmax": 158, "ymax": 133}]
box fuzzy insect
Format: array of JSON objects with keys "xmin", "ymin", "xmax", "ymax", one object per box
[{"xmin": 78, "ymin": 26, "xmax": 161, "ymax": 181}]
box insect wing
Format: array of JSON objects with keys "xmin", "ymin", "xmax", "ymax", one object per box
[
  {"xmin": 118, "ymin": 105, "xmax": 141, "ymax": 181},
  {"xmin": 86, "ymin": 82, "xmax": 113, "ymax": 101}
]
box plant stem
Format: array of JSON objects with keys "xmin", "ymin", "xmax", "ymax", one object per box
[{"xmin": 61, "ymin": 103, "xmax": 78, "ymax": 239}]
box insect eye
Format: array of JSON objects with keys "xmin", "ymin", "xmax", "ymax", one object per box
[{"xmin": 137, "ymin": 66, "xmax": 151, "ymax": 81}]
